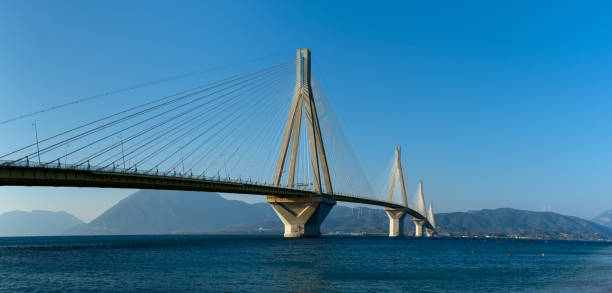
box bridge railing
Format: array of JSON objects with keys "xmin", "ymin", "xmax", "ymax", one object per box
[
  {"xmin": 0, "ymin": 160, "xmax": 380, "ymax": 199},
  {"xmin": 0, "ymin": 159, "xmax": 281, "ymax": 185},
  {"xmin": 0, "ymin": 160, "xmax": 431, "ymax": 225}
]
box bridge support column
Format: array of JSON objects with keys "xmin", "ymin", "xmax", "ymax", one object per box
[
  {"xmin": 425, "ymin": 228, "xmax": 434, "ymax": 237},
  {"xmin": 413, "ymin": 218, "xmax": 425, "ymax": 237},
  {"xmin": 385, "ymin": 208, "xmax": 407, "ymax": 237},
  {"xmin": 267, "ymin": 196, "xmax": 335, "ymax": 238}
]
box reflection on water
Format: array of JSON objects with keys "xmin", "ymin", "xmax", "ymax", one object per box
[{"xmin": 0, "ymin": 235, "xmax": 611, "ymax": 292}]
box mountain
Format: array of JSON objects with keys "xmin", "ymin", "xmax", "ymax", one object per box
[
  {"xmin": 0, "ymin": 210, "xmax": 83, "ymax": 236},
  {"xmin": 229, "ymin": 207, "xmax": 612, "ymax": 239},
  {"xmin": 65, "ymin": 189, "xmax": 612, "ymax": 240},
  {"xmin": 65, "ymin": 189, "xmax": 393, "ymax": 235},
  {"xmin": 435, "ymin": 208, "xmax": 612, "ymax": 239},
  {"xmin": 593, "ymin": 210, "xmax": 612, "ymax": 228},
  {"xmin": 324, "ymin": 206, "xmax": 388, "ymax": 232},
  {"xmin": 65, "ymin": 190, "xmax": 279, "ymax": 235}
]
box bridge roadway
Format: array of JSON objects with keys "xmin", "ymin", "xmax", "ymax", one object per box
[{"xmin": 0, "ymin": 164, "xmax": 435, "ymax": 230}]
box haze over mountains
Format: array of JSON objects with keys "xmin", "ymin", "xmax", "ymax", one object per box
[
  {"xmin": 1, "ymin": 190, "xmax": 611, "ymax": 240},
  {"xmin": 593, "ymin": 210, "xmax": 612, "ymax": 228},
  {"xmin": 65, "ymin": 190, "xmax": 392, "ymax": 235},
  {"xmin": 0, "ymin": 210, "xmax": 83, "ymax": 236},
  {"xmin": 436, "ymin": 209, "xmax": 611, "ymax": 239},
  {"xmin": 65, "ymin": 190, "xmax": 279, "ymax": 235}
]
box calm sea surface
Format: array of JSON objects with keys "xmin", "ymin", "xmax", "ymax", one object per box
[{"xmin": 0, "ymin": 235, "xmax": 611, "ymax": 292}]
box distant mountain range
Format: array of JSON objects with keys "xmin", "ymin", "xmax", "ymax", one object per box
[
  {"xmin": 62, "ymin": 190, "xmax": 407, "ymax": 235},
  {"xmin": 2, "ymin": 190, "xmax": 611, "ymax": 240},
  {"xmin": 0, "ymin": 210, "xmax": 83, "ymax": 236},
  {"xmin": 593, "ymin": 210, "xmax": 612, "ymax": 228},
  {"xmin": 435, "ymin": 208, "xmax": 611, "ymax": 239},
  {"xmin": 64, "ymin": 190, "xmax": 612, "ymax": 240}
]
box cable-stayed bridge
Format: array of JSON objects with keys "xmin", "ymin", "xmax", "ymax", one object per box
[{"xmin": 0, "ymin": 49, "xmax": 435, "ymax": 237}]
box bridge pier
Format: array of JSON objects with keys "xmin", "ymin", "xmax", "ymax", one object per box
[
  {"xmin": 385, "ymin": 208, "xmax": 407, "ymax": 237},
  {"xmin": 425, "ymin": 228, "xmax": 434, "ymax": 237},
  {"xmin": 413, "ymin": 218, "xmax": 425, "ymax": 237},
  {"xmin": 267, "ymin": 196, "xmax": 335, "ymax": 238}
]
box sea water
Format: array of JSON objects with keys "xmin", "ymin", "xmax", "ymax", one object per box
[{"xmin": 1, "ymin": 235, "xmax": 611, "ymax": 292}]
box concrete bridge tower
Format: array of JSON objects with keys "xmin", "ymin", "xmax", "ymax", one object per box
[
  {"xmin": 267, "ymin": 48, "xmax": 335, "ymax": 238},
  {"xmin": 413, "ymin": 180, "xmax": 426, "ymax": 237},
  {"xmin": 384, "ymin": 146, "xmax": 409, "ymax": 237},
  {"xmin": 425, "ymin": 200, "xmax": 436, "ymax": 237}
]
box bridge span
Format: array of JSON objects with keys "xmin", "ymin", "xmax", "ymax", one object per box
[
  {"xmin": 0, "ymin": 48, "xmax": 436, "ymax": 237},
  {"xmin": 0, "ymin": 162, "xmax": 435, "ymax": 231}
]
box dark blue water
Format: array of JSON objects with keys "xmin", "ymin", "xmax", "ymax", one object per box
[{"xmin": 1, "ymin": 235, "xmax": 611, "ymax": 292}]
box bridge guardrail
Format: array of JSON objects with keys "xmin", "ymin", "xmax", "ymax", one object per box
[
  {"xmin": 0, "ymin": 160, "xmax": 406, "ymax": 209},
  {"xmin": 0, "ymin": 160, "xmax": 432, "ymax": 228}
]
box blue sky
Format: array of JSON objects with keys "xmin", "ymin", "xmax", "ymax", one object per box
[{"xmin": 1, "ymin": 1, "xmax": 611, "ymax": 221}]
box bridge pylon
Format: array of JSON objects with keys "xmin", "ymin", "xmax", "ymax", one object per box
[
  {"xmin": 384, "ymin": 146, "xmax": 409, "ymax": 237},
  {"xmin": 425, "ymin": 200, "xmax": 436, "ymax": 237},
  {"xmin": 413, "ymin": 180, "xmax": 426, "ymax": 237},
  {"xmin": 267, "ymin": 48, "xmax": 335, "ymax": 238}
]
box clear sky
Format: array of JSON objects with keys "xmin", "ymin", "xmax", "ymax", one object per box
[{"xmin": 1, "ymin": 0, "xmax": 611, "ymax": 222}]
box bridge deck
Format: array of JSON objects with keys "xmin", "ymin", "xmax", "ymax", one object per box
[{"xmin": 0, "ymin": 165, "xmax": 434, "ymax": 230}]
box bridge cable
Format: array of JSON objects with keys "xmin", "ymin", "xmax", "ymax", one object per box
[
  {"xmin": 97, "ymin": 70, "xmax": 290, "ymax": 170},
  {"xmin": 225, "ymin": 84, "xmax": 292, "ymax": 180},
  {"xmin": 0, "ymin": 50, "xmax": 294, "ymax": 125},
  {"xmin": 72, "ymin": 66, "xmax": 291, "ymax": 168},
  {"xmin": 222, "ymin": 79, "xmax": 292, "ymax": 179},
  {"xmin": 118, "ymin": 70, "xmax": 289, "ymax": 172},
  {"xmin": 20, "ymin": 63, "xmax": 292, "ymax": 164},
  {"xmin": 166, "ymin": 74, "xmax": 291, "ymax": 174},
  {"xmin": 150, "ymin": 76, "xmax": 283, "ymax": 174},
  {"xmin": 1, "ymin": 60, "xmax": 292, "ymax": 161},
  {"xmin": 194, "ymin": 80, "xmax": 287, "ymax": 177}
]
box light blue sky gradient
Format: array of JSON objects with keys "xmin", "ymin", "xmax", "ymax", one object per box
[{"xmin": 1, "ymin": 1, "xmax": 611, "ymax": 221}]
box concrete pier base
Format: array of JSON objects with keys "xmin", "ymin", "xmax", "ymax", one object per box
[
  {"xmin": 413, "ymin": 218, "xmax": 425, "ymax": 237},
  {"xmin": 385, "ymin": 208, "xmax": 407, "ymax": 237},
  {"xmin": 267, "ymin": 196, "xmax": 335, "ymax": 238},
  {"xmin": 425, "ymin": 228, "xmax": 434, "ymax": 237}
]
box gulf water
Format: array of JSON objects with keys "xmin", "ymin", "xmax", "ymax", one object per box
[{"xmin": 1, "ymin": 235, "xmax": 611, "ymax": 292}]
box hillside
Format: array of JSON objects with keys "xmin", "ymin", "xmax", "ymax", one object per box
[
  {"xmin": 593, "ymin": 210, "xmax": 612, "ymax": 228},
  {"xmin": 64, "ymin": 190, "xmax": 612, "ymax": 240},
  {"xmin": 0, "ymin": 210, "xmax": 83, "ymax": 236},
  {"xmin": 436, "ymin": 208, "xmax": 612, "ymax": 239},
  {"xmin": 65, "ymin": 190, "xmax": 279, "ymax": 235}
]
